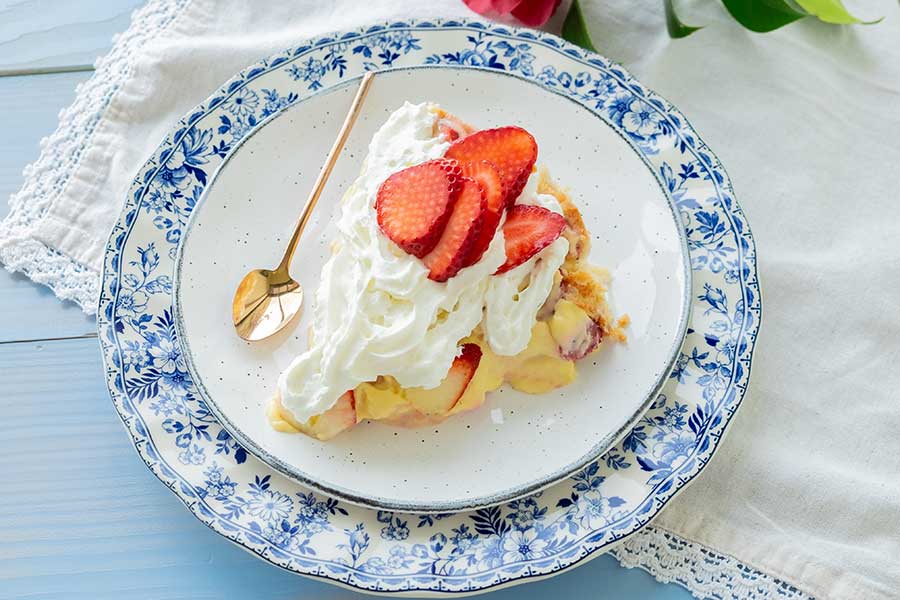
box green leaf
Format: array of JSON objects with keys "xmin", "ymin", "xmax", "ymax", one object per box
[
  {"xmin": 561, "ymin": 0, "xmax": 597, "ymax": 52},
  {"xmin": 665, "ymin": 0, "xmax": 703, "ymax": 38},
  {"xmin": 794, "ymin": 0, "xmax": 882, "ymax": 24},
  {"xmin": 720, "ymin": 0, "xmax": 808, "ymax": 32}
]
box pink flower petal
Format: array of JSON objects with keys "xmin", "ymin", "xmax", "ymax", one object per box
[
  {"xmin": 510, "ymin": 0, "xmax": 562, "ymax": 27},
  {"xmin": 464, "ymin": 0, "xmax": 499, "ymax": 14},
  {"xmin": 493, "ymin": 0, "xmax": 524, "ymax": 12}
]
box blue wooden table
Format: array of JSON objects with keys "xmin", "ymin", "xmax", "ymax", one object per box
[{"xmin": 0, "ymin": 3, "xmax": 693, "ymax": 598}]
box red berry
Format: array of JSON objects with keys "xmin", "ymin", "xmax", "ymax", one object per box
[
  {"xmin": 436, "ymin": 115, "xmax": 474, "ymax": 143},
  {"xmin": 459, "ymin": 160, "xmax": 505, "ymax": 267},
  {"xmin": 445, "ymin": 126, "xmax": 537, "ymax": 207},
  {"xmin": 495, "ymin": 205, "xmax": 566, "ymax": 275},
  {"xmin": 406, "ymin": 343, "xmax": 482, "ymax": 415},
  {"xmin": 423, "ymin": 177, "xmax": 486, "ymax": 282},
  {"xmin": 439, "ymin": 123, "xmax": 460, "ymax": 142},
  {"xmin": 432, "ymin": 158, "xmax": 463, "ymax": 187},
  {"xmin": 375, "ymin": 160, "xmax": 462, "ymax": 258}
]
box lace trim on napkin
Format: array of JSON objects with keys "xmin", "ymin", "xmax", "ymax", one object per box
[
  {"xmin": 0, "ymin": 0, "xmax": 190, "ymax": 313},
  {"xmin": 612, "ymin": 526, "xmax": 815, "ymax": 600}
]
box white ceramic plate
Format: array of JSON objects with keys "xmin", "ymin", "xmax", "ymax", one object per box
[
  {"xmin": 98, "ymin": 20, "xmax": 760, "ymax": 594},
  {"xmin": 174, "ymin": 66, "xmax": 691, "ymax": 512}
]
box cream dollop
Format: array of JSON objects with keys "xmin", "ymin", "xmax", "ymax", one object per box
[
  {"xmin": 278, "ymin": 102, "xmax": 568, "ymax": 422},
  {"xmin": 484, "ymin": 181, "xmax": 569, "ymax": 356}
]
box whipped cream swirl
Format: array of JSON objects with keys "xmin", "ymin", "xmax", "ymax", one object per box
[{"xmin": 278, "ymin": 102, "xmax": 568, "ymax": 422}]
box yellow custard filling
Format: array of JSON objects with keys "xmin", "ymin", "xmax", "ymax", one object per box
[
  {"xmin": 267, "ymin": 297, "xmax": 613, "ymax": 439},
  {"xmin": 266, "ymin": 324, "xmax": 575, "ymax": 436}
]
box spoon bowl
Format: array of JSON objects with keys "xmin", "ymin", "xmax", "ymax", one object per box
[
  {"xmin": 232, "ymin": 267, "xmax": 303, "ymax": 341},
  {"xmin": 230, "ymin": 72, "xmax": 374, "ymax": 342}
]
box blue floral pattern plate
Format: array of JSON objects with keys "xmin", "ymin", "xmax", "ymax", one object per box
[{"xmin": 98, "ymin": 20, "xmax": 761, "ymax": 595}]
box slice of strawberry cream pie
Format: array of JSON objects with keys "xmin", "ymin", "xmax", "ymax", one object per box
[{"xmin": 268, "ymin": 102, "xmax": 626, "ymax": 440}]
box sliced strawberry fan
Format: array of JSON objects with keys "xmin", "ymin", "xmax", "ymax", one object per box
[{"xmin": 376, "ymin": 122, "xmax": 565, "ymax": 282}]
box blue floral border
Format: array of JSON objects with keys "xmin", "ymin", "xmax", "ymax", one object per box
[{"xmin": 97, "ymin": 19, "xmax": 761, "ymax": 595}]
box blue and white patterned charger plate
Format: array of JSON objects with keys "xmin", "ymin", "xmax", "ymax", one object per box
[{"xmin": 98, "ymin": 19, "xmax": 761, "ymax": 595}]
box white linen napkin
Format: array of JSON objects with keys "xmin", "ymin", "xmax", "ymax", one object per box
[
  {"xmin": 3, "ymin": 1, "xmax": 898, "ymax": 597},
  {"xmin": 593, "ymin": 3, "xmax": 900, "ymax": 598}
]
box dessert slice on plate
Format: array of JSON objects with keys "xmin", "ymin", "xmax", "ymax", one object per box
[{"xmin": 268, "ymin": 103, "xmax": 626, "ymax": 439}]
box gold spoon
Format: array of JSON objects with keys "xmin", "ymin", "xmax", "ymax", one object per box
[{"xmin": 232, "ymin": 71, "xmax": 374, "ymax": 341}]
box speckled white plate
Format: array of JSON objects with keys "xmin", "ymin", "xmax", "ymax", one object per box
[
  {"xmin": 100, "ymin": 20, "xmax": 760, "ymax": 593},
  {"xmin": 173, "ymin": 64, "xmax": 690, "ymax": 512}
]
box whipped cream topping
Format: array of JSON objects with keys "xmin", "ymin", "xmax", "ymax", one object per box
[
  {"xmin": 278, "ymin": 102, "xmax": 569, "ymax": 422},
  {"xmin": 485, "ymin": 179, "xmax": 569, "ymax": 356}
]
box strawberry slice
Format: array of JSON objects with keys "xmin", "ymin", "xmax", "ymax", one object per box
[
  {"xmin": 406, "ymin": 343, "xmax": 482, "ymax": 415},
  {"xmin": 423, "ymin": 177, "xmax": 486, "ymax": 282},
  {"xmin": 495, "ymin": 205, "xmax": 566, "ymax": 275},
  {"xmin": 436, "ymin": 115, "xmax": 474, "ymax": 142},
  {"xmin": 459, "ymin": 160, "xmax": 505, "ymax": 267},
  {"xmin": 432, "ymin": 157, "xmax": 463, "ymax": 185},
  {"xmin": 376, "ymin": 160, "xmax": 462, "ymax": 258},
  {"xmin": 445, "ymin": 126, "xmax": 537, "ymax": 207}
]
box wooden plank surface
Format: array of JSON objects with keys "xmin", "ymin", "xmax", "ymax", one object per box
[
  {"xmin": 0, "ymin": 0, "xmax": 145, "ymax": 74},
  {"xmin": 0, "ymin": 71, "xmax": 96, "ymax": 341},
  {"xmin": 0, "ymin": 337, "xmax": 687, "ymax": 599}
]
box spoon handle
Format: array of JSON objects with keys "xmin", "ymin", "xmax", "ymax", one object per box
[{"xmin": 277, "ymin": 71, "xmax": 375, "ymax": 272}]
